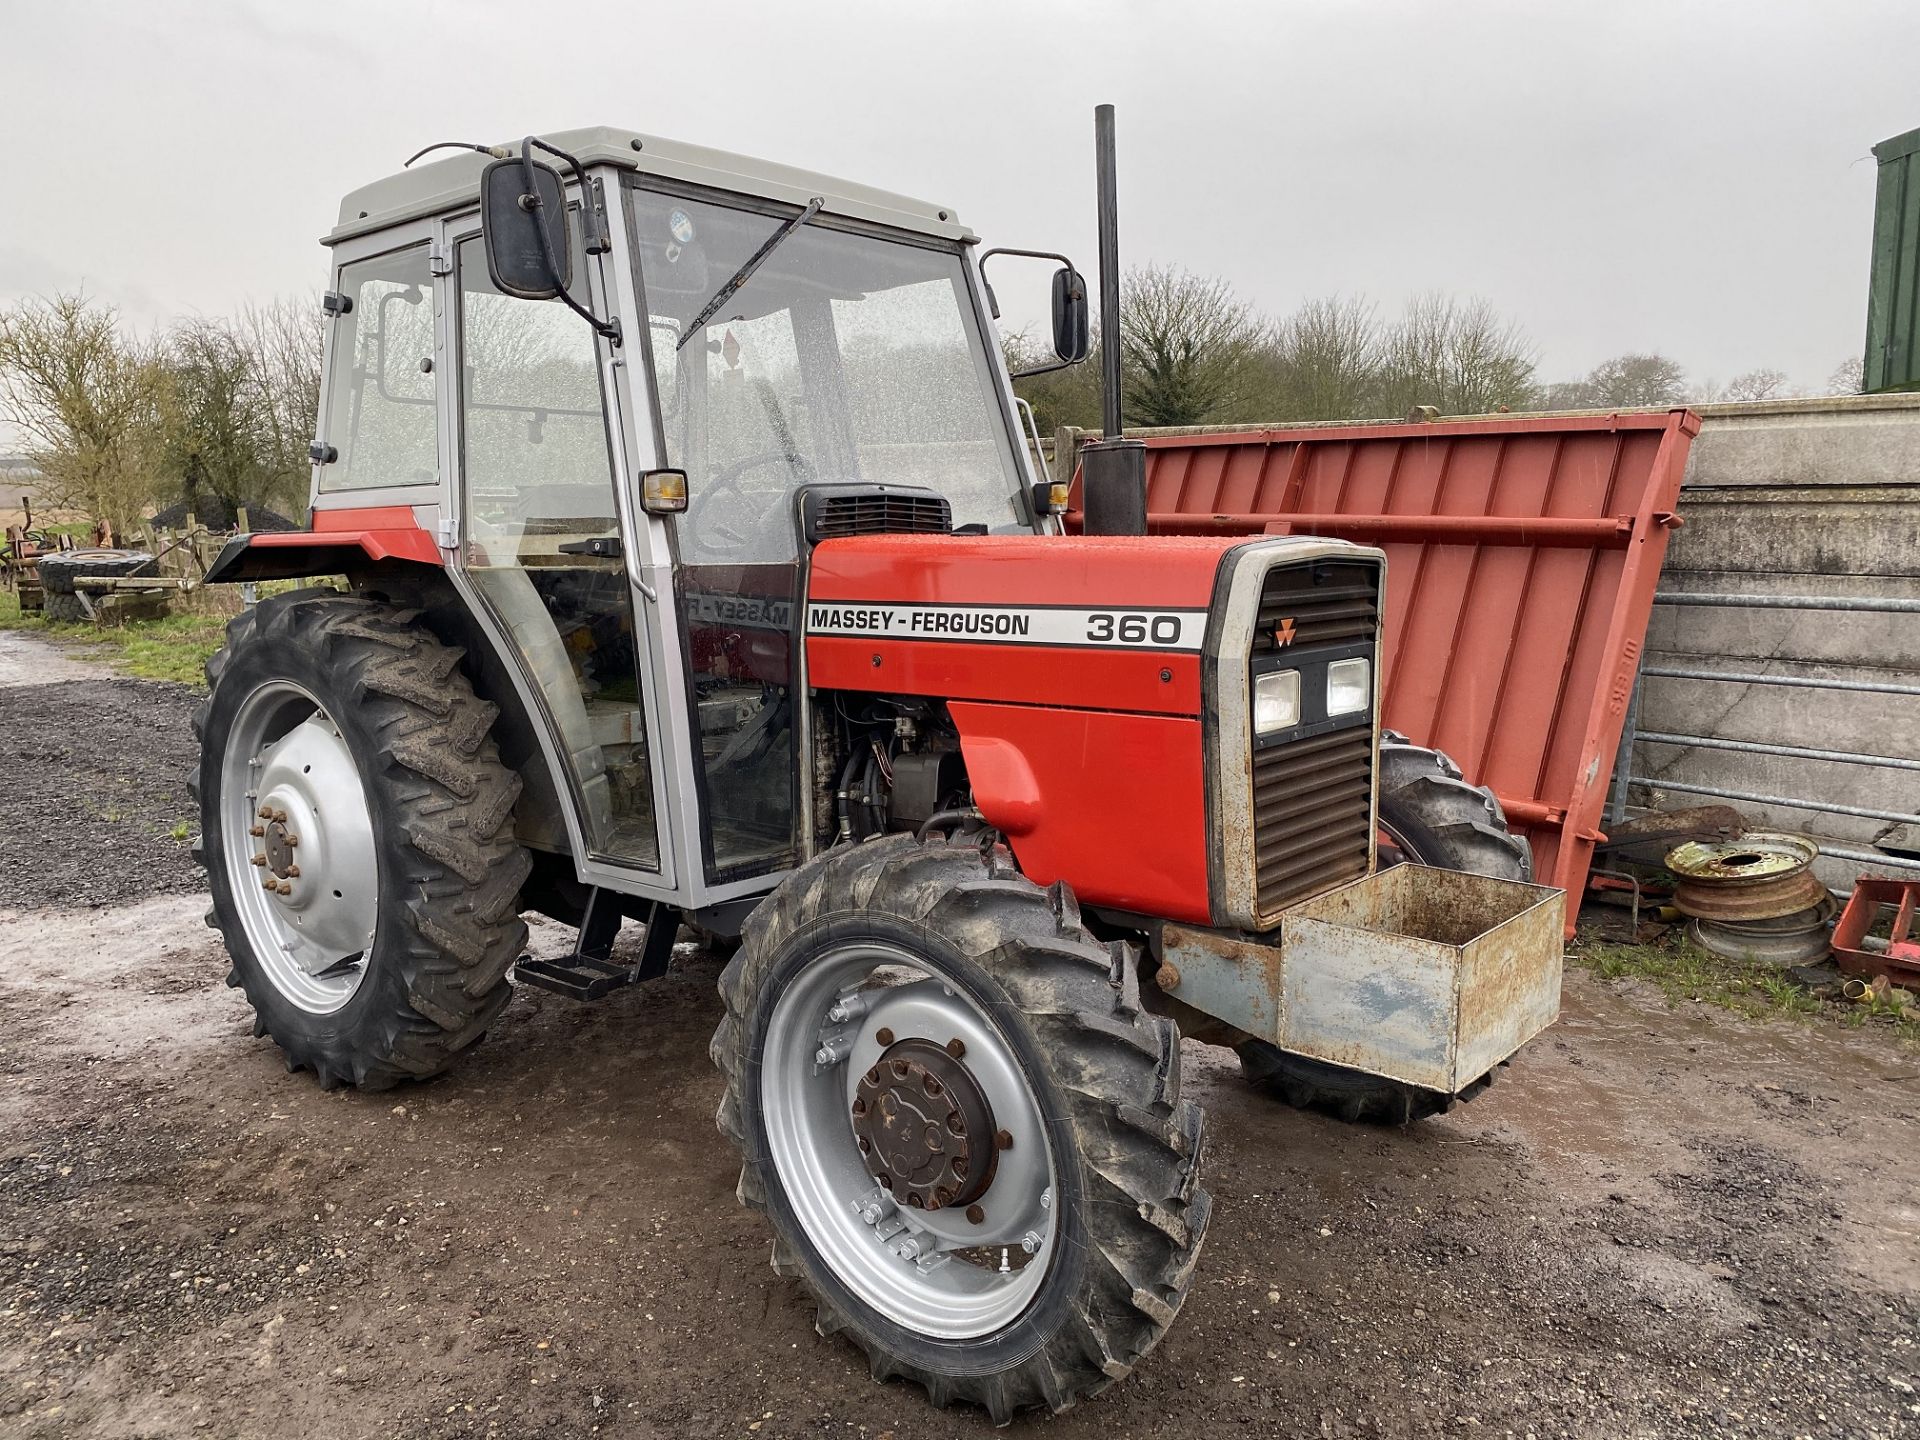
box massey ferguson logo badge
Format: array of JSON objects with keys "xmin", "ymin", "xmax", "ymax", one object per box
[{"xmin": 1273, "ymin": 617, "xmax": 1298, "ymax": 647}]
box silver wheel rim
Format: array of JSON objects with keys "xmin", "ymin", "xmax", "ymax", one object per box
[
  {"xmin": 220, "ymin": 680, "xmax": 379, "ymax": 1015},
  {"xmin": 760, "ymin": 942, "xmax": 1059, "ymax": 1340}
]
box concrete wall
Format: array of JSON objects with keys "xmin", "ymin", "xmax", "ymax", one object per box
[{"xmin": 1632, "ymin": 393, "xmax": 1920, "ymax": 892}]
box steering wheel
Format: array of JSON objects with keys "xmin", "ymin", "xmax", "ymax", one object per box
[{"xmin": 685, "ymin": 449, "xmax": 814, "ymax": 561}]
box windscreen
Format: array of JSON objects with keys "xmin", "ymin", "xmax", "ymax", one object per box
[{"xmin": 629, "ymin": 188, "xmax": 1028, "ymax": 564}]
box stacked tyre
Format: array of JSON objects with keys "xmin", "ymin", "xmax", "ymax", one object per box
[{"xmin": 37, "ymin": 549, "xmax": 158, "ymax": 621}]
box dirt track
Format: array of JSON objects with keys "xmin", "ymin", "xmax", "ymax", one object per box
[{"xmin": 3, "ymin": 633, "xmax": 1919, "ymax": 1439}]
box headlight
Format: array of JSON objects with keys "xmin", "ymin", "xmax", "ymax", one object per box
[
  {"xmin": 1253, "ymin": 669, "xmax": 1301, "ymax": 734},
  {"xmin": 1326, "ymin": 656, "xmax": 1371, "ymax": 717}
]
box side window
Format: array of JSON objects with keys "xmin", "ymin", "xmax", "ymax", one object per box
[
  {"xmin": 458, "ymin": 233, "xmax": 617, "ymax": 564},
  {"xmin": 319, "ymin": 246, "xmax": 438, "ymax": 492}
]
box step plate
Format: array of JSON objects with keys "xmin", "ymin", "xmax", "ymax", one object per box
[{"xmin": 513, "ymin": 955, "xmax": 638, "ymax": 1002}]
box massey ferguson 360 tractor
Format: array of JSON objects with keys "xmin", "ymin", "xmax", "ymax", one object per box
[{"xmin": 194, "ymin": 118, "xmax": 1563, "ymax": 1419}]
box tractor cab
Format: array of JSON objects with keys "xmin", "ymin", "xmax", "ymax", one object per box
[{"xmin": 285, "ymin": 128, "xmax": 1066, "ymax": 916}]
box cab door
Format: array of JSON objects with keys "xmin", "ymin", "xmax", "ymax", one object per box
[{"xmin": 448, "ymin": 218, "xmax": 665, "ymax": 873}]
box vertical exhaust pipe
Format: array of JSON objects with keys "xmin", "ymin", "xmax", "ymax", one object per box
[{"xmin": 1079, "ymin": 102, "xmax": 1148, "ymax": 536}]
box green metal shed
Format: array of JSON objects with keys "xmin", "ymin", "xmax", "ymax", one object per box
[{"xmin": 1866, "ymin": 125, "xmax": 1920, "ymax": 394}]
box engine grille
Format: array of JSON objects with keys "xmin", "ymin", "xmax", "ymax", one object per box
[
  {"xmin": 1250, "ymin": 559, "xmax": 1381, "ymax": 919},
  {"xmin": 1254, "ymin": 559, "xmax": 1379, "ymax": 653},
  {"xmin": 804, "ymin": 490, "xmax": 953, "ymax": 543}
]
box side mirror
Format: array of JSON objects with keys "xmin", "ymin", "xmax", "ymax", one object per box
[
  {"xmin": 481, "ymin": 157, "xmax": 572, "ymax": 300},
  {"xmin": 1051, "ymin": 266, "xmax": 1090, "ymax": 363}
]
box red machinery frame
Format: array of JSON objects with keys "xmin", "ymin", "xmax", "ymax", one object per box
[{"xmin": 1069, "ymin": 409, "xmax": 1700, "ymax": 916}]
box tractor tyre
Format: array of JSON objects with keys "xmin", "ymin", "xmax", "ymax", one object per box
[
  {"xmin": 1234, "ymin": 734, "xmax": 1532, "ymax": 1124},
  {"xmin": 41, "ymin": 590, "xmax": 87, "ymax": 622},
  {"xmin": 37, "ymin": 548, "xmax": 157, "ymax": 595},
  {"xmin": 191, "ymin": 590, "xmax": 531, "ymax": 1090},
  {"xmin": 712, "ymin": 833, "xmax": 1210, "ymax": 1421}
]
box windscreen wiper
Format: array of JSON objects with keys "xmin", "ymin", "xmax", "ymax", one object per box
[{"xmin": 676, "ymin": 196, "xmax": 824, "ymax": 350}]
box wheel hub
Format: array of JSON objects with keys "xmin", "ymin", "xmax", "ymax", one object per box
[
  {"xmin": 259, "ymin": 813, "xmax": 299, "ymax": 879},
  {"xmin": 852, "ymin": 1038, "xmax": 995, "ymax": 1213},
  {"xmin": 222, "ymin": 686, "xmax": 380, "ymax": 1012}
]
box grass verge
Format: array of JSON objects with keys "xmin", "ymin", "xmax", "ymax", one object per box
[
  {"xmin": 0, "ymin": 586, "xmax": 231, "ymax": 687},
  {"xmin": 1574, "ymin": 931, "xmax": 1920, "ymax": 1048}
]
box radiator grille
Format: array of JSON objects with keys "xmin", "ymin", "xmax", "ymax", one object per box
[
  {"xmin": 1249, "ymin": 559, "xmax": 1381, "ymax": 918},
  {"xmin": 806, "ymin": 491, "xmax": 953, "ymax": 543},
  {"xmin": 1252, "ymin": 726, "xmax": 1375, "ymax": 916},
  {"xmin": 1254, "ymin": 559, "xmax": 1379, "ymax": 653}
]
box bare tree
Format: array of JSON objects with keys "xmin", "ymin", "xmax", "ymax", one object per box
[
  {"xmin": 159, "ymin": 317, "xmax": 267, "ymax": 517},
  {"xmin": 1533, "ymin": 379, "xmax": 1600, "ymax": 410},
  {"xmin": 1827, "ymin": 356, "xmax": 1865, "ymax": 396},
  {"xmin": 1718, "ymin": 367, "xmax": 1790, "ymax": 402},
  {"xmin": 1577, "ymin": 351, "xmax": 1690, "ymax": 407},
  {"xmin": 1373, "ymin": 293, "xmax": 1537, "ymax": 417},
  {"xmin": 0, "ymin": 291, "xmax": 166, "ymax": 535},
  {"xmin": 1264, "ymin": 295, "xmax": 1381, "ymax": 422},
  {"xmin": 1118, "ymin": 266, "xmax": 1267, "ymax": 427},
  {"xmin": 234, "ymin": 295, "xmax": 324, "ymax": 513}
]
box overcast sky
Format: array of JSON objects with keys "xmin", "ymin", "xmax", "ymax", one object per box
[{"xmin": 3, "ymin": 0, "xmax": 1916, "ymax": 397}]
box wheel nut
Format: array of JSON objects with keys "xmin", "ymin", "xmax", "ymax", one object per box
[
  {"xmin": 851, "ymin": 1097, "xmax": 867, "ymax": 1117},
  {"xmin": 285, "ymin": 865, "xmax": 300, "ymax": 878},
  {"xmin": 258, "ymin": 806, "xmax": 272, "ymax": 820},
  {"xmin": 262, "ymin": 876, "xmax": 277, "ymax": 891},
  {"xmin": 946, "ymin": 1037, "xmax": 965, "ymax": 1058},
  {"xmin": 996, "ymin": 1129, "xmax": 1014, "ymax": 1151},
  {"xmin": 1020, "ymin": 1231, "xmax": 1043, "ymax": 1255},
  {"xmin": 276, "ymin": 880, "xmax": 292, "ymax": 895},
  {"xmin": 285, "ymin": 834, "xmax": 298, "ymax": 849},
  {"xmin": 857, "ymin": 1137, "xmax": 871, "ymax": 1154},
  {"xmin": 874, "ymin": 1027, "xmax": 894, "ymax": 1046},
  {"xmin": 249, "ymin": 825, "xmax": 265, "ymax": 838},
  {"xmin": 251, "ymin": 854, "xmax": 267, "ymax": 867},
  {"xmin": 965, "ymin": 1204, "xmax": 985, "ymax": 1225},
  {"xmin": 272, "ymin": 809, "xmax": 287, "ymax": 823}
]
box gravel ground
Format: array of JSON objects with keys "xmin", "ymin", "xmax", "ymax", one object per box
[
  {"xmin": 0, "ymin": 633, "xmax": 201, "ymax": 908},
  {"xmin": 2, "ymin": 631, "xmax": 1917, "ymax": 1439}
]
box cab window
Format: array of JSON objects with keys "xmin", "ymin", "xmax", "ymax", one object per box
[{"xmin": 318, "ymin": 246, "xmax": 438, "ymax": 492}]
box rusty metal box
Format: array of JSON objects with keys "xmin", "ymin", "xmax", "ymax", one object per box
[
  {"xmin": 1162, "ymin": 864, "xmax": 1563, "ymax": 1095},
  {"xmin": 1276, "ymin": 865, "xmax": 1563, "ymax": 1092}
]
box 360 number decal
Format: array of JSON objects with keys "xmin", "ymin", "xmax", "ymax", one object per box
[{"xmin": 1087, "ymin": 612, "xmax": 1186, "ymax": 645}]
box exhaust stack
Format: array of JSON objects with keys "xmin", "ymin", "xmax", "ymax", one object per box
[{"xmin": 1079, "ymin": 103, "xmax": 1147, "ymax": 537}]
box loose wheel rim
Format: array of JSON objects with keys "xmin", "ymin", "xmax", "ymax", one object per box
[
  {"xmin": 220, "ymin": 679, "xmax": 379, "ymax": 1015},
  {"xmin": 760, "ymin": 941, "xmax": 1059, "ymax": 1339}
]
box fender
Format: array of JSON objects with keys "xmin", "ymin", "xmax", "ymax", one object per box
[
  {"xmin": 205, "ymin": 505, "xmax": 442, "ymax": 583},
  {"xmin": 946, "ymin": 700, "xmax": 1211, "ymax": 923}
]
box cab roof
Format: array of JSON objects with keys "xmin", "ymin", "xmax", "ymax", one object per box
[{"xmin": 330, "ymin": 125, "xmax": 972, "ymax": 247}]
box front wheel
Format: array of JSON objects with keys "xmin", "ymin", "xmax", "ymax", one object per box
[
  {"xmin": 712, "ymin": 834, "xmax": 1209, "ymax": 1421},
  {"xmin": 1235, "ymin": 734, "xmax": 1533, "ymax": 1123}
]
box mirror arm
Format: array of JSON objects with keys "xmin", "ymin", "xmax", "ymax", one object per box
[
  {"xmin": 978, "ymin": 247, "xmax": 1087, "ymax": 371},
  {"xmin": 517, "ymin": 136, "xmax": 623, "ymax": 346},
  {"xmin": 1009, "ymin": 355, "xmax": 1076, "ymax": 381}
]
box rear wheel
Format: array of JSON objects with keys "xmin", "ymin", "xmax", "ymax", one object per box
[
  {"xmin": 712, "ymin": 834, "xmax": 1209, "ymax": 1420},
  {"xmin": 192, "ymin": 591, "xmax": 531, "ymax": 1089},
  {"xmin": 1235, "ymin": 734, "xmax": 1532, "ymax": 1123}
]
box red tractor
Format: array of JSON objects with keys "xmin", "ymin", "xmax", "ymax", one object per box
[{"xmin": 195, "ymin": 120, "xmax": 1560, "ymax": 1420}]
